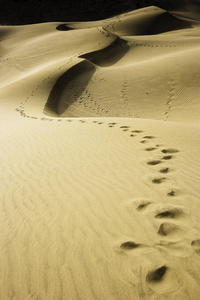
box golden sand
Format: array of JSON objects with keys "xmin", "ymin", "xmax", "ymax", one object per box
[{"xmin": 0, "ymin": 5, "xmax": 200, "ymax": 299}]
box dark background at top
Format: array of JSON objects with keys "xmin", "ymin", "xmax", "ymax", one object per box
[{"xmin": 0, "ymin": 0, "xmax": 185, "ymax": 25}]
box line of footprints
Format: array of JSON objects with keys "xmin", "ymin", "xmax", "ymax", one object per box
[
  {"xmin": 108, "ymin": 125, "xmax": 200, "ymax": 288},
  {"xmin": 15, "ymin": 109, "xmax": 200, "ymax": 267}
]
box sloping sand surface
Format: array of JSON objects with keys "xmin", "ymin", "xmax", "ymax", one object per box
[{"xmin": 1, "ymin": 5, "xmax": 200, "ymax": 299}]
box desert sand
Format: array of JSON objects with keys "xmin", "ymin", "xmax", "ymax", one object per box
[{"xmin": 0, "ymin": 5, "xmax": 200, "ymax": 299}]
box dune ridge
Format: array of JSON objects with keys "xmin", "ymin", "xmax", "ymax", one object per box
[{"xmin": 0, "ymin": 5, "xmax": 200, "ymax": 299}]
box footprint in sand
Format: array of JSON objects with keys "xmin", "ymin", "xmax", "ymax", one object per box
[
  {"xmin": 162, "ymin": 155, "xmax": 173, "ymax": 160},
  {"xmin": 147, "ymin": 160, "xmax": 162, "ymax": 165},
  {"xmin": 160, "ymin": 167, "xmax": 169, "ymax": 174},
  {"xmin": 152, "ymin": 177, "xmax": 166, "ymax": 184},
  {"xmin": 143, "ymin": 135, "xmax": 155, "ymax": 139},
  {"xmin": 145, "ymin": 147, "xmax": 157, "ymax": 151},
  {"xmin": 120, "ymin": 126, "xmax": 130, "ymax": 129},
  {"xmin": 167, "ymin": 189, "xmax": 175, "ymax": 197},
  {"xmin": 157, "ymin": 223, "xmax": 184, "ymax": 237},
  {"xmin": 191, "ymin": 240, "xmax": 200, "ymax": 256},
  {"xmin": 131, "ymin": 130, "xmax": 143, "ymax": 133},
  {"xmin": 146, "ymin": 264, "xmax": 180, "ymax": 294},
  {"xmin": 161, "ymin": 148, "xmax": 179, "ymax": 154},
  {"xmin": 136, "ymin": 200, "xmax": 152, "ymax": 211},
  {"xmin": 140, "ymin": 140, "xmax": 148, "ymax": 144},
  {"xmin": 108, "ymin": 122, "xmax": 117, "ymax": 125},
  {"xmin": 154, "ymin": 206, "xmax": 184, "ymax": 220},
  {"xmin": 146, "ymin": 266, "xmax": 167, "ymax": 283},
  {"xmin": 120, "ymin": 241, "xmax": 141, "ymax": 250}
]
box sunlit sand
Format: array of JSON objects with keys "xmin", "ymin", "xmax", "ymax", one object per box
[{"xmin": 0, "ymin": 5, "xmax": 200, "ymax": 299}]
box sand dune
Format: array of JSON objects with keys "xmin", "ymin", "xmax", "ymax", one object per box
[{"xmin": 1, "ymin": 5, "xmax": 200, "ymax": 300}]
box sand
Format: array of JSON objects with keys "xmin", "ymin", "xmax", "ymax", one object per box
[{"xmin": 0, "ymin": 5, "xmax": 200, "ymax": 300}]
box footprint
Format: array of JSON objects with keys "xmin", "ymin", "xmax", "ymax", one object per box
[
  {"xmin": 131, "ymin": 130, "xmax": 143, "ymax": 133},
  {"xmin": 120, "ymin": 126, "xmax": 129, "ymax": 129},
  {"xmin": 159, "ymin": 167, "xmax": 169, "ymax": 173},
  {"xmin": 120, "ymin": 241, "xmax": 141, "ymax": 250},
  {"xmin": 152, "ymin": 178, "xmax": 165, "ymax": 184},
  {"xmin": 162, "ymin": 149, "xmax": 179, "ymax": 154},
  {"xmin": 130, "ymin": 134, "xmax": 135, "ymax": 137},
  {"xmin": 136, "ymin": 200, "xmax": 152, "ymax": 211},
  {"xmin": 146, "ymin": 266, "xmax": 167, "ymax": 283},
  {"xmin": 162, "ymin": 155, "xmax": 173, "ymax": 160},
  {"xmin": 147, "ymin": 160, "xmax": 162, "ymax": 165},
  {"xmin": 143, "ymin": 136, "xmax": 155, "ymax": 139},
  {"xmin": 167, "ymin": 190, "xmax": 175, "ymax": 197},
  {"xmin": 157, "ymin": 223, "xmax": 182, "ymax": 236},
  {"xmin": 145, "ymin": 147, "xmax": 157, "ymax": 151},
  {"xmin": 155, "ymin": 207, "xmax": 183, "ymax": 219},
  {"xmin": 191, "ymin": 240, "xmax": 200, "ymax": 255}
]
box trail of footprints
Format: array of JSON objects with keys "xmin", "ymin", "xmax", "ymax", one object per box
[
  {"xmin": 119, "ymin": 198, "xmax": 200, "ymax": 290},
  {"xmin": 13, "ymin": 22, "xmax": 200, "ymax": 293},
  {"xmin": 110, "ymin": 129, "xmax": 200, "ymax": 292}
]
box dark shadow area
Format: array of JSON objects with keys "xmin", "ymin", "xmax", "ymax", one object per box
[
  {"xmin": 152, "ymin": 0, "xmax": 186, "ymax": 11},
  {"xmin": 80, "ymin": 37, "xmax": 130, "ymax": 67},
  {"xmin": 45, "ymin": 60, "xmax": 96, "ymax": 116},
  {"xmin": 56, "ymin": 24, "xmax": 74, "ymax": 31},
  {"xmin": 0, "ymin": 28, "xmax": 12, "ymax": 40},
  {"xmin": 0, "ymin": 0, "xmax": 153, "ymax": 25},
  {"xmin": 146, "ymin": 12, "xmax": 192, "ymax": 34}
]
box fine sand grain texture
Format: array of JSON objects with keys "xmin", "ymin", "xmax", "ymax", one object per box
[{"xmin": 0, "ymin": 5, "xmax": 200, "ymax": 300}]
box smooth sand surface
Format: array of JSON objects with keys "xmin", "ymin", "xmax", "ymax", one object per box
[{"xmin": 0, "ymin": 5, "xmax": 200, "ymax": 300}]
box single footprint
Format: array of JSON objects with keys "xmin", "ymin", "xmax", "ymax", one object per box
[
  {"xmin": 162, "ymin": 155, "xmax": 173, "ymax": 160},
  {"xmin": 161, "ymin": 149, "xmax": 179, "ymax": 154},
  {"xmin": 120, "ymin": 126, "xmax": 130, "ymax": 129},
  {"xmin": 120, "ymin": 241, "xmax": 141, "ymax": 250},
  {"xmin": 135, "ymin": 200, "xmax": 152, "ymax": 211},
  {"xmin": 146, "ymin": 266, "xmax": 167, "ymax": 283},
  {"xmin": 158, "ymin": 223, "xmax": 177, "ymax": 236},
  {"xmin": 131, "ymin": 130, "xmax": 143, "ymax": 133},
  {"xmin": 152, "ymin": 178, "xmax": 165, "ymax": 184},
  {"xmin": 167, "ymin": 190, "xmax": 175, "ymax": 197},
  {"xmin": 147, "ymin": 160, "xmax": 162, "ymax": 165},
  {"xmin": 155, "ymin": 207, "xmax": 183, "ymax": 219},
  {"xmin": 130, "ymin": 134, "xmax": 135, "ymax": 137},
  {"xmin": 191, "ymin": 240, "xmax": 200, "ymax": 255},
  {"xmin": 145, "ymin": 147, "xmax": 157, "ymax": 151},
  {"xmin": 160, "ymin": 167, "xmax": 169, "ymax": 173},
  {"xmin": 143, "ymin": 136, "xmax": 155, "ymax": 139}
]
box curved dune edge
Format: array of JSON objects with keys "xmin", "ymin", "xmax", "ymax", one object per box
[{"xmin": 1, "ymin": 5, "xmax": 200, "ymax": 300}]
